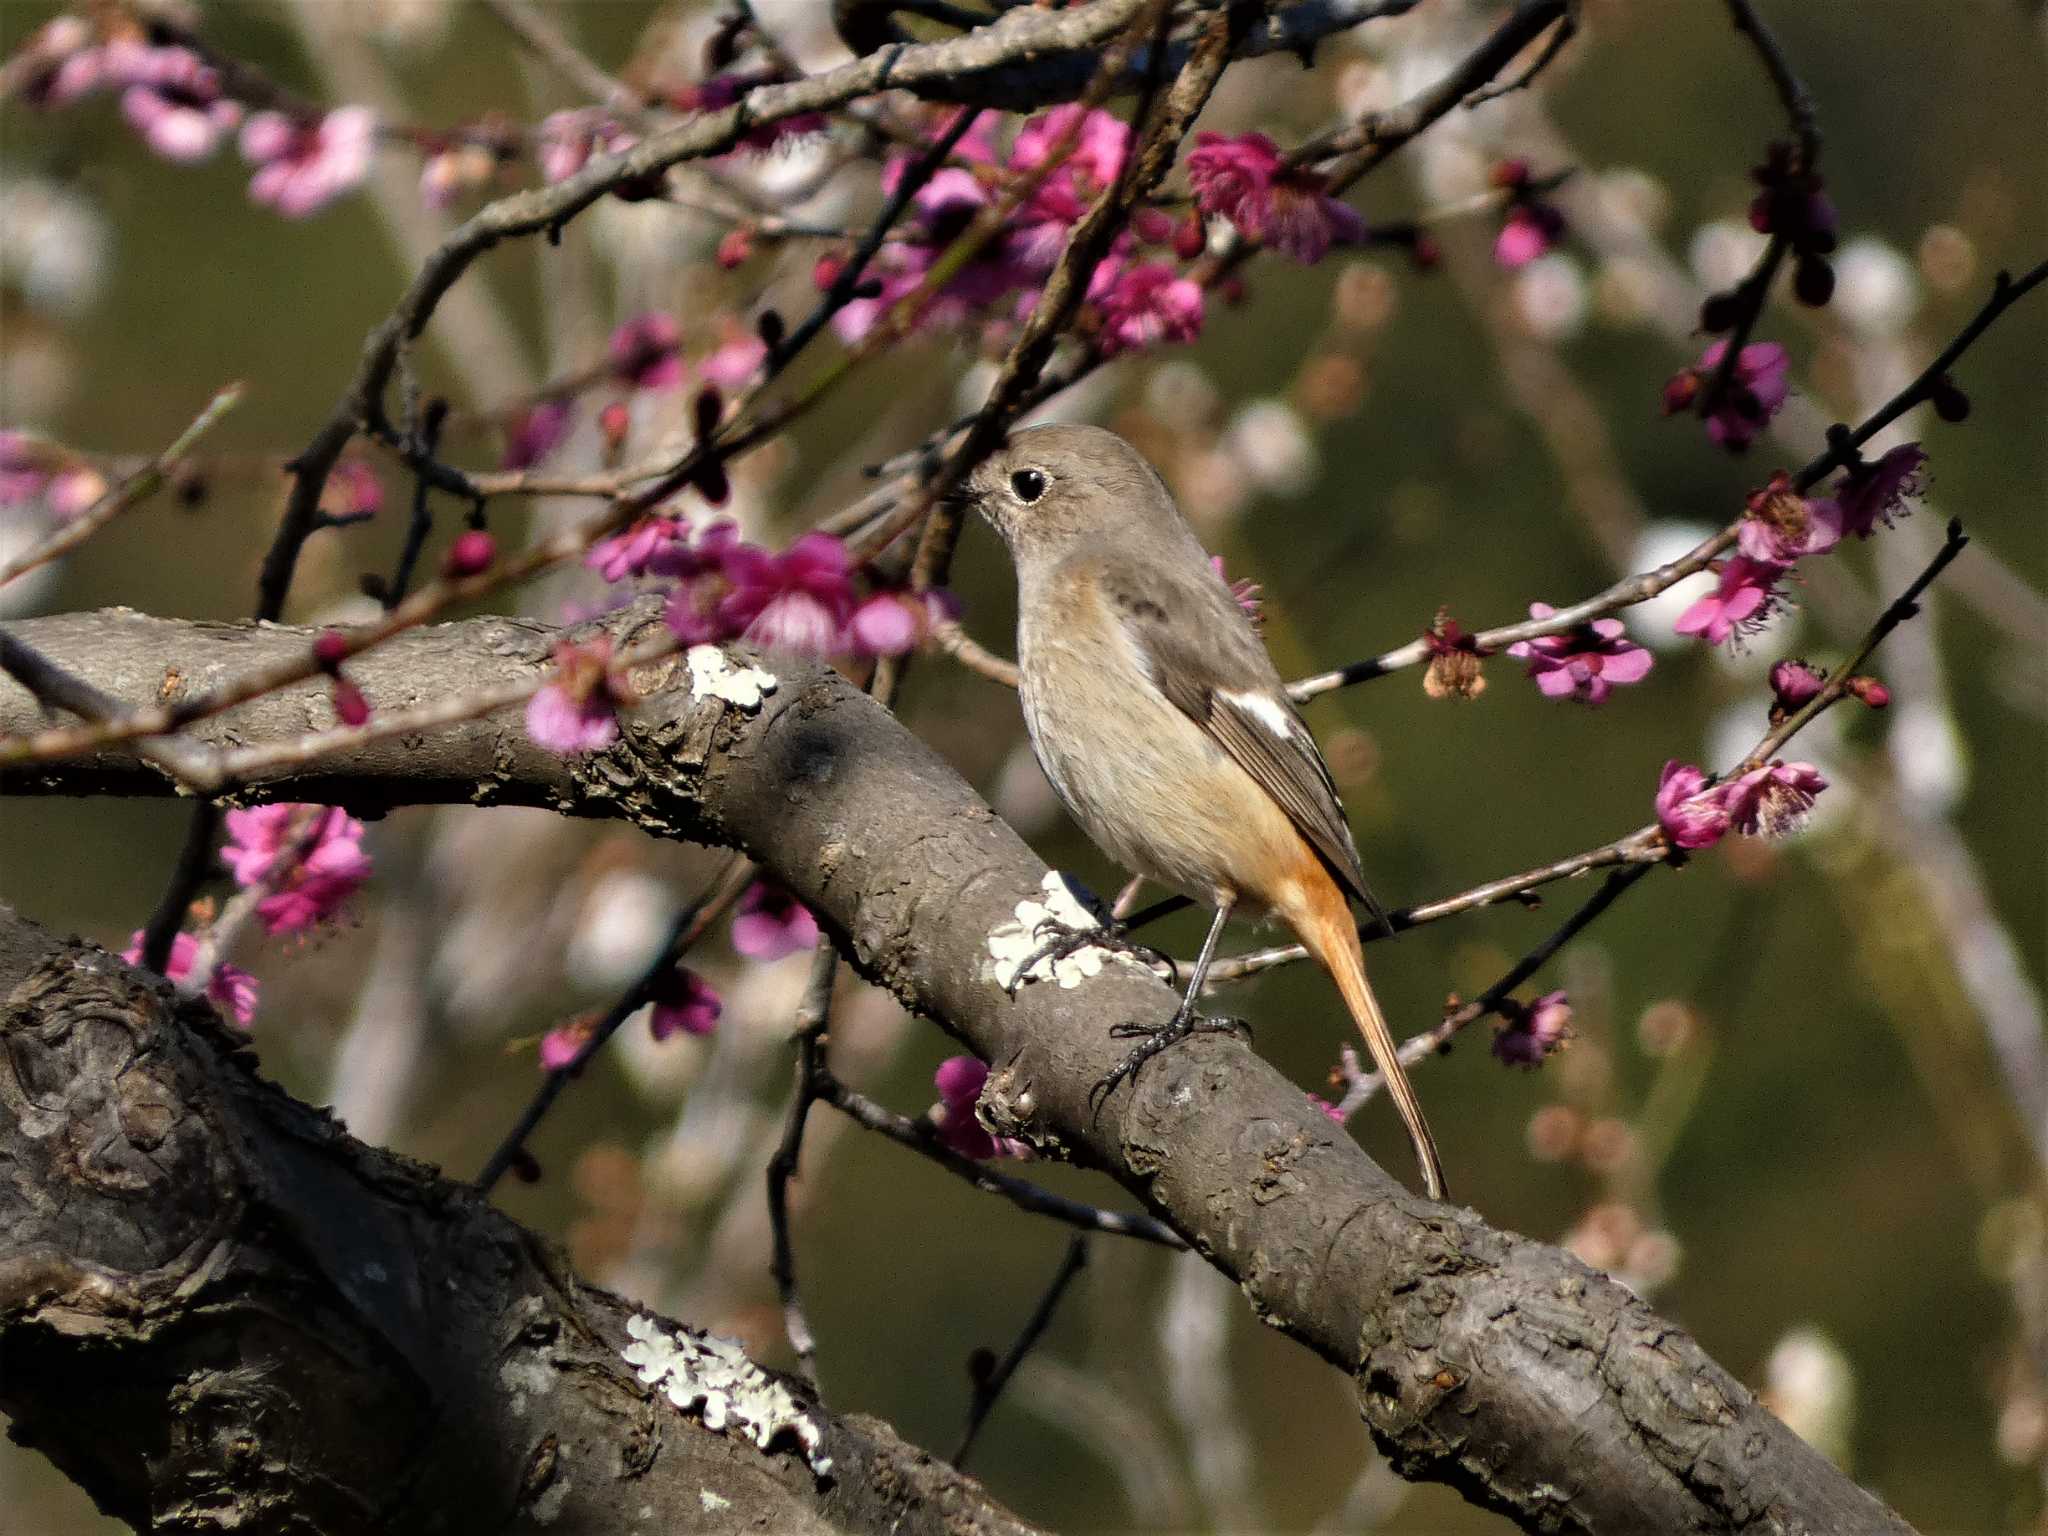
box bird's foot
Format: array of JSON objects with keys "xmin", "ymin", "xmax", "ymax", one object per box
[
  {"xmin": 1003, "ymin": 916, "xmax": 1175, "ymax": 997},
  {"xmin": 1088, "ymin": 1005, "xmax": 1250, "ymax": 1113}
]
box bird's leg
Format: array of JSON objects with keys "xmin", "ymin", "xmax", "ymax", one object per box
[
  {"xmin": 1004, "ymin": 910, "xmax": 1176, "ymax": 997},
  {"xmin": 1090, "ymin": 899, "xmax": 1246, "ymax": 1112}
]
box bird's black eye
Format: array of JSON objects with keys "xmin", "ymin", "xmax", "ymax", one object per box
[{"xmin": 1010, "ymin": 468, "xmax": 1047, "ymax": 503}]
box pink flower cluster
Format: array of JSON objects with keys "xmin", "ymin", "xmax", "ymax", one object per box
[
  {"xmin": 0, "ymin": 431, "xmax": 106, "ymax": 518},
  {"xmin": 649, "ymin": 965, "xmax": 722, "ymax": 1040},
  {"xmin": 1655, "ymin": 758, "xmax": 1827, "ymax": 851},
  {"xmin": 580, "ymin": 514, "xmax": 956, "ymax": 663},
  {"xmin": 832, "ymin": 107, "xmax": 1208, "ymax": 356},
  {"xmin": 1662, "ymin": 340, "xmax": 1791, "ymax": 453},
  {"xmin": 1505, "ymin": 603, "xmax": 1653, "ymax": 706},
  {"xmin": 931, "ymin": 1055, "xmax": 1030, "ymax": 1161},
  {"xmin": 240, "ymin": 107, "xmax": 375, "ymax": 218},
  {"xmin": 122, "ymin": 930, "xmax": 259, "ymax": 1028},
  {"xmin": 1186, "ymin": 131, "xmax": 1365, "ymax": 265},
  {"xmin": 1675, "ymin": 443, "xmax": 1929, "ymax": 650},
  {"xmin": 19, "ymin": 24, "xmax": 373, "ymax": 215},
  {"xmin": 222, "ymin": 804, "xmax": 373, "ymax": 935},
  {"xmin": 1487, "ymin": 159, "xmax": 1568, "ymax": 270}
]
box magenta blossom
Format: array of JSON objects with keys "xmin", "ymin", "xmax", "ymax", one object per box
[
  {"xmin": 1505, "ymin": 603, "xmax": 1653, "ymax": 705},
  {"xmin": 700, "ymin": 329, "xmax": 768, "ymax": 391},
  {"xmin": 115, "ymin": 45, "xmax": 241, "ymax": 163},
  {"xmin": 1655, "ymin": 760, "xmax": 1732, "ymax": 851},
  {"xmin": 1835, "ymin": 444, "xmax": 1927, "ymax": 538},
  {"xmin": 539, "ymin": 1017, "xmax": 593, "ymax": 1071},
  {"xmin": 1011, "ymin": 104, "xmax": 1129, "ymax": 191},
  {"xmin": 1769, "ymin": 658, "xmax": 1827, "ymax": 712},
  {"xmin": 846, "ymin": 587, "xmax": 959, "ymax": 659},
  {"xmin": 0, "ymin": 433, "xmax": 104, "ymax": 517},
  {"xmin": 536, "ymin": 109, "xmax": 637, "ymax": 184},
  {"xmin": 718, "ymin": 532, "xmax": 856, "ymax": 653},
  {"xmin": 502, "ymin": 401, "xmax": 570, "ymax": 471},
  {"xmin": 587, "ymin": 515, "xmax": 683, "ymax": 584},
  {"xmin": 223, "ymin": 804, "xmax": 372, "ymax": 935},
  {"xmin": 526, "ymin": 636, "xmax": 632, "ymax": 754},
  {"xmin": 1492, "ymin": 990, "xmax": 1573, "ymax": 1067},
  {"xmin": 322, "ymin": 458, "xmax": 383, "ymax": 521},
  {"xmin": 932, "ymin": 1055, "xmax": 1028, "ymax": 1160},
  {"xmin": 648, "ymin": 966, "xmax": 722, "ymax": 1040},
  {"xmin": 1186, "ymin": 131, "xmax": 1364, "ymax": 265},
  {"xmin": 731, "ymin": 881, "xmax": 819, "ymax": 962},
  {"xmin": 241, "ymin": 106, "xmax": 375, "ymax": 217},
  {"xmin": 1718, "ymin": 760, "xmax": 1827, "ymax": 839},
  {"xmin": 1737, "ymin": 473, "xmax": 1843, "ymax": 563},
  {"xmin": 1673, "ymin": 556, "xmax": 1786, "ymax": 647},
  {"xmin": 442, "ymin": 529, "xmax": 497, "ymax": 578},
  {"xmin": 1663, "ymin": 341, "xmax": 1792, "ymax": 453},
  {"xmin": 1098, "ymin": 263, "xmax": 1205, "ymax": 354},
  {"xmin": 1306, "ymin": 1092, "xmax": 1349, "ymax": 1126},
  {"xmin": 123, "ymin": 930, "xmax": 259, "ymax": 1029},
  {"xmin": 1494, "ymin": 202, "xmax": 1566, "ymax": 269},
  {"xmin": 609, "ymin": 312, "xmax": 685, "ymax": 393},
  {"xmin": 674, "ymin": 71, "xmax": 828, "ymax": 152}
]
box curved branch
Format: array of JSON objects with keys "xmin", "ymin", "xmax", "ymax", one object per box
[
  {"xmin": 0, "ymin": 905, "xmax": 1042, "ymax": 1536},
  {"xmin": 0, "ymin": 604, "xmax": 1915, "ymax": 1533}
]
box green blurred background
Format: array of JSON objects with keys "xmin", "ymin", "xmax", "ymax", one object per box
[{"xmin": 2, "ymin": 2, "xmax": 2044, "ymax": 1531}]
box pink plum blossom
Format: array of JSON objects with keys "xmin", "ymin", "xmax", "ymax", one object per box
[
  {"xmin": 1098, "ymin": 263, "xmax": 1205, "ymax": 354},
  {"xmin": 1663, "ymin": 341, "xmax": 1792, "ymax": 453},
  {"xmin": 539, "ymin": 1017, "xmax": 594, "ymax": 1071},
  {"xmin": 1835, "ymin": 444, "xmax": 1927, "ymax": 538},
  {"xmin": 717, "ymin": 532, "xmax": 856, "ymax": 653},
  {"xmin": 1505, "ymin": 603, "xmax": 1654, "ymax": 705},
  {"xmin": 1768, "ymin": 658, "xmax": 1827, "ymax": 712},
  {"xmin": 1494, "ymin": 202, "xmax": 1566, "ymax": 268},
  {"xmin": 700, "ymin": 329, "xmax": 768, "ymax": 391},
  {"xmin": 502, "ymin": 401, "xmax": 570, "ymax": 471},
  {"xmin": 115, "ymin": 46, "xmax": 241, "ymax": 163},
  {"xmin": 1306, "ymin": 1093, "xmax": 1348, "ymax": 1125},
  {"xmin": 1673, "ymin": 556, "xmax": 1786, "ymax": 647},
  {"xmin": 1492, "ymin": 990, "xmax": 1573, "ymax": 1067},
  {"xmin": 587, "ymin": 515, "xmax": 683, "ymax": 583},
  {"xmin": 1011, "ymin": 104, "xmax": 1129, "ymax": 190},
  {"xmin": 1186, "ymin": 131, "xmax": 1365, "ymax": 265},
  {"xmin": 526, "ymin": 636, "xmax": 631, "ymax": 755},
  {"xmin": 1655, "ymin": 761, "xmax": 1731, "ymax": 850},
  {"xmin": 122, "ymin": 930, "xmax": 259, "ymax": 1028},
  {"xmin": 536, "ymin": 109, "xmax": 637, "ymax": 183},
  {"xmin": 1718, "ymin": 760, "xmax": 1827, "ymax": 839},
  {"xmin": 222, "ymin": 804, "xmax": 372, "ymax": 935},
  {"xmin": 931, "ymin": 1055, "xmax": 1028, "ymax": 1160},
  {"xmin": 731, "ymin": 881, "xmax": 819, "ymax": 961},
  {"xmin": 1737, "ymin": 473, "xmax": 1843, "ymax": 563},
  {"xmin": 848, "ymin": 593, "xmax": 921, "ymax": 656},
  {"xmin": 609, "ymin": 313, "xmax": 685, "ymax": 392},
  {"xmin": 648, "ymin": 966, "xmax": 721, "ymax": 1040},
  {"xmin": 241, "ymin": 106, "xmax": 375, "ymax": 217},
  {"xmin": 322, "ymin": 458, "xmax": 383, "ymax": 521}
]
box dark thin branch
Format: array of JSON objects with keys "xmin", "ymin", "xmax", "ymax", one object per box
[
  {"xmin": 1461, "ymin": 2, "xmax": 1576, "ymax": 107},
  {"xmin": 815, "ymin": 1075, "xmax": 1186, "ymax": 1248},
  {"xmin": 475, "ymin": 855, "xmax": 754, "ymax": 1192},
  {"xmin": 954, "ymin": 1235, "xmax": 1090, "ymax": 1467},
  {"xmin": 767, "ymin": 941, "xmax": 841, "ymax": 1390}
]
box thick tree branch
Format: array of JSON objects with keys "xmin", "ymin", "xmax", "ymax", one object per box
[
  {"xmin": 0, "ymin": 605, "xmax": 1916, "ymax": 1533},
  {"xmin": 0, "ymin": 905, "xmax": 1041, "ymax": 1536}
]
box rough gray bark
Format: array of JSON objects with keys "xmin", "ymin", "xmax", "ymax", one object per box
[
  {"xmin": 0, "ymin": 903, "xmax": 1041, "ymax": 1536},
  {"xmin": 0, "ymin": 606, "xmax": 1918, "ymax": 1535}
]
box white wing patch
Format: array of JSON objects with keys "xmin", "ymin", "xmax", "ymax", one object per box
[{"xmin": 1220, "ymin": 688, "xmax": 1295, "ymax": 738}]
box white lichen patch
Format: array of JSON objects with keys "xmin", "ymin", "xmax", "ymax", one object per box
[
  {"xmin": 987, "ymin": 871, "xmax": 1145, "ymax": 991},
  {"xmin": 622, "ymin": 1314, "xmax": 832, "ymax": 1480},
  {"xmin": 699, "ymin": 1490, "xmax": 731, "ymax": 1513},
  {"xmin": 686, "ymin": 646, "xmax": 778, "ymax": 709}
]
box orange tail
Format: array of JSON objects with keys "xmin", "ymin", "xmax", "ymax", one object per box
[{"xmin": 1291, "ymin": 881, "xmax": 1447, "ymax": 1201}]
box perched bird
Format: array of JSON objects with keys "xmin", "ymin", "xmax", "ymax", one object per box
[{"xmin": 963, "ymin": 423, "xmax": 1445, "ymax": 1200}]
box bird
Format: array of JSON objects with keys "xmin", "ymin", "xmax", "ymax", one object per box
[{"xmin": 960, "ymin": 422, "xmax": 1446, "ymax": 1201}]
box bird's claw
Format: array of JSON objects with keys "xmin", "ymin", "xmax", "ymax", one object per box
[
  {"xmin": 1089, "ymin": 1009, "xmax": 1250, "ymax": 1113},
  {"xmin": 1003, "ymin": 916, "xmax": 1176, "ymax": 997}
]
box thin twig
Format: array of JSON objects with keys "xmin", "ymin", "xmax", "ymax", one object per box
[
  {"xmin": 954, "ymin": 1235, "xmax": 1089, "ymax": 1466},
  {"xmin": 474, "ymin": 855, "xmax": 755, "ymax": 1193},
  {"xmin": 0, "ymin": 384, "xmax": 244, "ymax": 590},
  {"xmin": 814, "ymin": 1074, "xmax": 1184, "ymax": 1247},
  {"xmin": 766, "ymin": 941, "xmax": 840, "ymax": 1390}
]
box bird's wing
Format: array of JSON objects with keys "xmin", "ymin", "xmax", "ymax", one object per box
[{"xmin": 1100, "ymin": 560, "xmax": 1387, "ymax": 925}]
